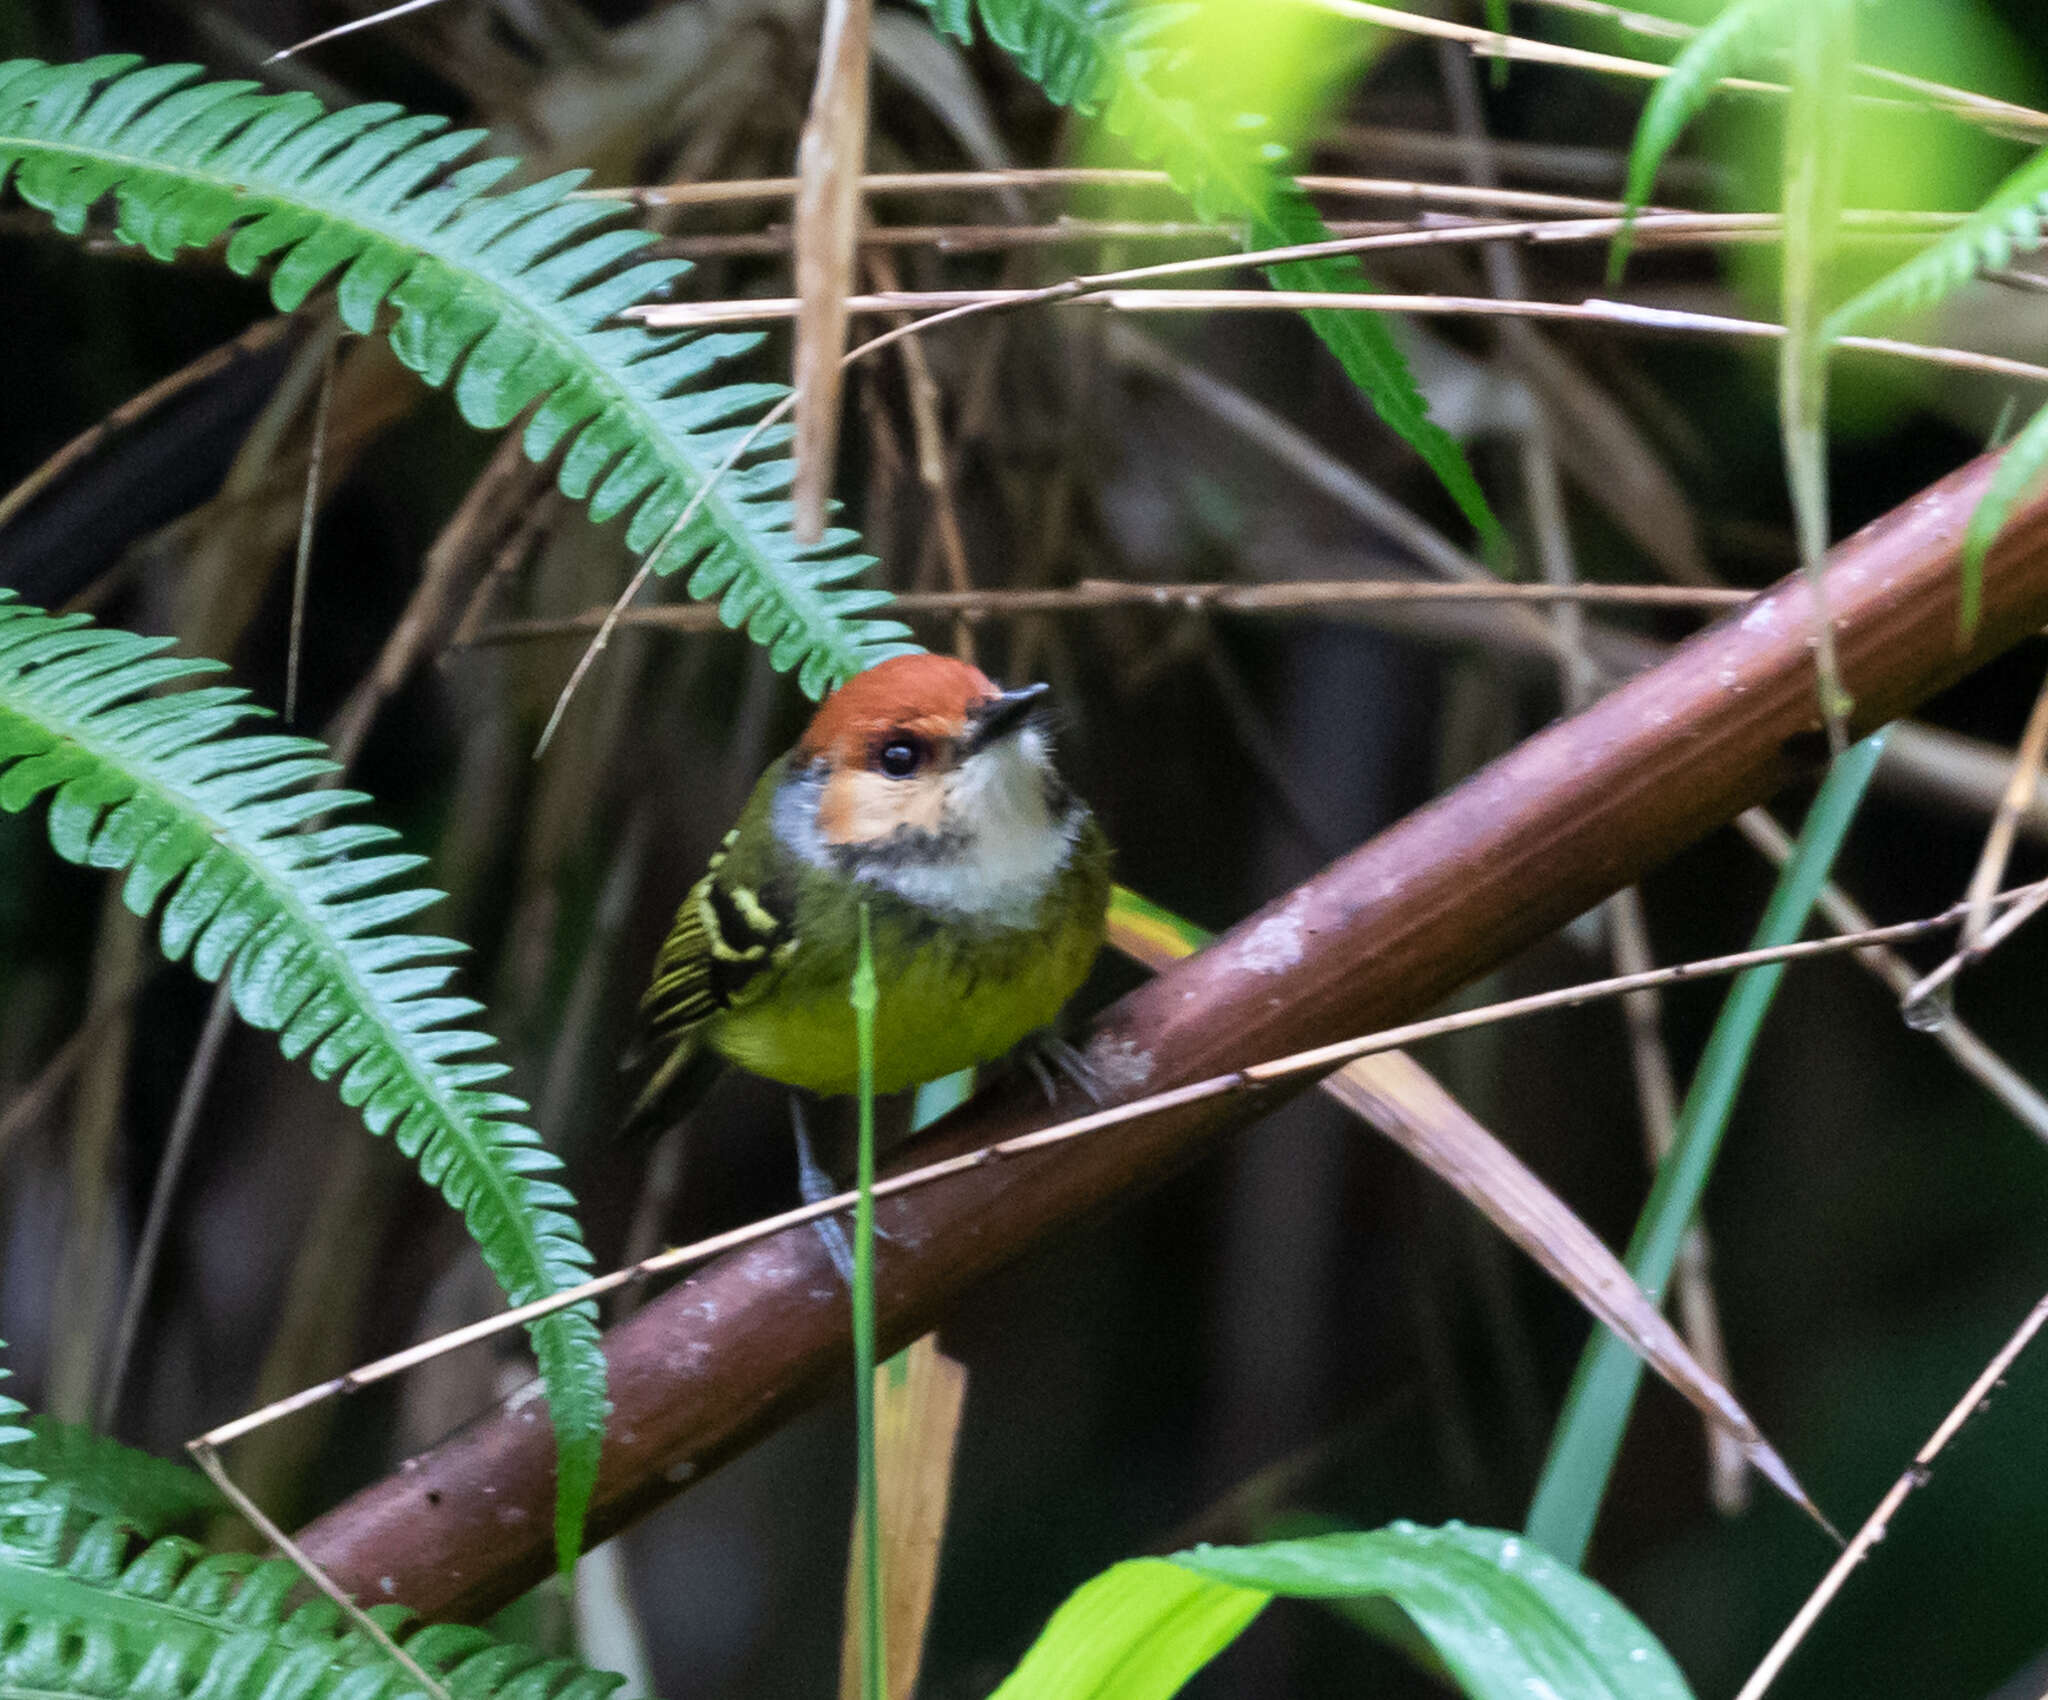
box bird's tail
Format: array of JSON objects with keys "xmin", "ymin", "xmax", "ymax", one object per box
[{"xmin": 620, "ymin": 1037, "xmax": 725, "ymax": 1140}]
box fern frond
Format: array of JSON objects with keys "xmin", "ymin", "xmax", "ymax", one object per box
[
  {"xmin": 1610, "ymin": 0, "xmax": 1793, "ymax": 281},
  {"xmin": 0, "ymin": 1346, "xmax": 37, "ymax": 1497},
  {"xmin": 1827, "ymin": 144, "xmax": 2048, "ymax": 337},
  {"xmin": 917, "ymin": 0, "xmax": 1500, "ymax": 549},
  {"xmin": 0, "ymin": 594, "xmax": 605, "ymax": 1572},
  {"xmin": 0, "ymin": 54, "xmax": 915, "ymax": 698},
  {"xmin": 0, "ymin": 1508, "xmax": 640, "ymax": 1700},
  {"xmin": 3, "ymin": 1421, "xmax": 219, "ymax": 1537},
  {"xmin": 1959, "ymin": 398, "xmax": 2048, "ymax": 631}
]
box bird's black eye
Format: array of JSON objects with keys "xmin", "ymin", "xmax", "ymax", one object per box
[{"xmin": 877, "ymin": 736, "xmax": 925, "ymax": 779}]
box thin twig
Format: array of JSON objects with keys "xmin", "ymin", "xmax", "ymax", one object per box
[
  {"xmin": 1734, "ymin": 808, "xmax": 2048, "ymax": 1145},
  {"xmin": 284, "ymin": 335, "xmax": 338, "ymax": 726},
  {"xmin": 1515, "ymin": 0, "xmax": 2048, "ymax": 137},
  {"xmin": 1734, "ymin": 1288, "xmax": 2048, "ymax": 1700},
  {"xmin": 97, "ymin": 985, "xmax": 236, "ymax": 1432},
  {"xmin": 628, "ymin": 286, "xmax": 2048, "ymax": 389},
  {"xmin": 265, "ymin": 0, "xmax": 456, "ymax": 63},
  {"xmin": 647, "ymin": 208, "xmax": 1956, "ymax": 265},
  {"xmin": 1300, "ymin": 0, "xmax": 2043, "ymax": 132},
  {"xmin": 193, "ymin": 891, "xmax": 2039, "ymax": 1455},
  {"xmin": 0, "ymin": 317, "xmax": 301, "ymax": 532},
  {"xmin": 185, "ymin": 1441, "xmax": 454, "ymax": 1700},
  {"xmin": 588, "ymin": 167, "xmax": 1650, "ymax": 218},
  {"xmin": 1902, "ymin": 880, "xmax": 2048, "ymax": 1019},
  {"xmin": 1963, "ymin": 663, "xmax": 2048, "ymax": 950},
  {"xmin": 466, "ymin": 578, "xmax": 1753, "ymax": 647}
]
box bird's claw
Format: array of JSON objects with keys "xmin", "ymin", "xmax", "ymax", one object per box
[{"xmin": 1018, "ymin": 1031, "xmax": 1106, "ymax": 1106}]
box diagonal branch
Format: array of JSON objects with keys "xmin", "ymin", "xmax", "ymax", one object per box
[{"xmin": 300, "ymin": 443, "xmax": 2048, "ymax": 1619}]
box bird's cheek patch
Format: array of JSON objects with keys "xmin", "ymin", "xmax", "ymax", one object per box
[{"xmin": 817, "ymin": 769, "xmax": 947, "ymax": 844}]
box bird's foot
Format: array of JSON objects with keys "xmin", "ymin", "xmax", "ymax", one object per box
[
  {"xmin": 1016, "ymin": 1030, "xmax": 1106, "ymax": 1106},
  {"xmin": 791, "ymin": 1094, "xmax": 896, "ymax": 1289}
]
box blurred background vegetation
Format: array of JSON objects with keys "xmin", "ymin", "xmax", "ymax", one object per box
[{"xmin": 5, "ymin": 0, "xmax": 2048, "ymax": 1693}]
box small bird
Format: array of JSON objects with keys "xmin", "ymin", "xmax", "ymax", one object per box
[{"xmin": 633, "ymin": 653, "xmax": 1112, "ymax": 1126}]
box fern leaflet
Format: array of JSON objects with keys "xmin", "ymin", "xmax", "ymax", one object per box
[
  {"xmin": 0, "ymin": 1346, "xmax": 36, "ymax": 1499},
  {"xmin": 918, "ymin": 0, "xmax": 1500, "ymax": 549},
  {"xmin": 1610, "ymin": 0, "xmax": 1794, "ymax": 281},
  {"xmin": 3, "ymin": 1420, "xmax": 220, "ymax": 1537},
  {"xmin": 0, "ymin": 54, "xmax": 915, "ymax": 698},
  {"xmin": 0, "ymin": 1495, "xmax": 641, "ymax": 1700},
  {"xmin": 0, "ymin": 594, "xmax": 605, "ymax": 1572}
]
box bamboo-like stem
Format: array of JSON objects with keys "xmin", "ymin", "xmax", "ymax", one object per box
[{"xmin": 295, "ymin": 443, "xmax": 2048, "ymax": 1616}]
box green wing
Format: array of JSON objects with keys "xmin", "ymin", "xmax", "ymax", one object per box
[
  {"xmin": 630, "ymin": 766, "xmax": 796, "ymax": 1126},
  {"xmin": 640, "ymin": 835, "xmax": 791, "ymax": 1047}
]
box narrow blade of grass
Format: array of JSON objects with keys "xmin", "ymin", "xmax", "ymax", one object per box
[
  {"xmin": 1525, "ymin": 728, "xmax": 1891, "ymax": 1565},
  {"xmin": 849, "ymin": 903, "xmax": 885, "ymax": 1700}
]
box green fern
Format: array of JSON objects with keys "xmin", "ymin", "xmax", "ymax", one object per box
[
  {"xmin": 0, "ymin": 593, "xmax": 605, "ymax": 1574},
  {"xmin": 1826, "ymin": 144, "xmax": 2048, "ymax": 336},
  {"xmin": 0, "ymin": 1346, "xmax": 37, "ymax": 1498},
  {"xmin": 0, "ymin": 53, "xmax": 914, "ymax": 698},
  {"xmin": 0, "ymin": 1494, "xmax": 640, "ymax": 1700},
  {"xmin": 919, "ymin": 0, "xmax": 1501, "ymax": 550},
  {"xmin": 1609, "ymin": 0, "xmax": 1794, "ymax": 281},
  {"xmin": 3, "ymin": 1421, "xmax": 220, "ymax": 1537},
  {"xmin": 1824, "ymin": 142, "xmax": 2048, "ymax": 634}
]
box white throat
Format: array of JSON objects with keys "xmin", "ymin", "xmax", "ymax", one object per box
[{"xmin": 775, "ymin": 727, "xmax": 1080, "ymax": 925}]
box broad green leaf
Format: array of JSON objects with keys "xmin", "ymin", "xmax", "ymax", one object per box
[
  {"xmin": 994, "ymin": 1524, "xmax": 1694, "ymax": 1699},
  {"xmin": 1182, "ymin": 1525, "xmax": 1692, "ymax": 1700},
  {"xmin": 991, "ymin": 1557, "xmax": 1266, "ymax": 1699}
]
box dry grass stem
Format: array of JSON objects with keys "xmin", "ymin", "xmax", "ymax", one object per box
[
  {"xmin": 263, "ymin": 0, "xmax": 456, "ymax": 64},
  {"xmin": 1734, "ymin": 807, "xmax": 2048, "ymax": 1144},
  {"xmin": 791, "ymin": 0, "xmax": 875, "ymax": 542},
  {"xmin": 466, "ymin": 578, "xmax": 1753, "ymax": 647},
  {"xmin": 1733, "ymin": 1288, "xmax": 2048, "ymax": 1700},
  {"xmin": 185, "ymin": 1441, "xmax": 454, "ymax": 1700},
  {"xmin": 837, "ymin": 1337, "xmax": 967, "ymax": 1700},
  {"xmin": 1962, "ymin": 664, "xmax": 2048, "ymax": 949},
  {"xmin": 629, "ymin": 286, "xmax": 2048, "ymax": 389}
]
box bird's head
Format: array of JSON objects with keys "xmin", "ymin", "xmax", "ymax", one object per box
[{"xmin": 773, "ymin": 653, "xmax": 1084, "ymax": 918}]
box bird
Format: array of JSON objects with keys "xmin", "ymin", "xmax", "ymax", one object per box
[{"xmin": 631, "ymin": 652, "xmax": 1113, "ymax": 1133}]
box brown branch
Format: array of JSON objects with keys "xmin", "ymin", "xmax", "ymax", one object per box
[{"xmin": 299, "ymin": 444, "xmax": 2048, "ymax": 1618}]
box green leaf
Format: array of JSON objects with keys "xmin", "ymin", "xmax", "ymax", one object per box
[
  {"xmin": 1827, "ymin": 142, "xmax": 2048, "ymax": 339},
  {"xmin": 1959, "ymin": 398, "xmax": 2048, "ymax": 630},
  {"xmin": 0, "ymin": 54, "xmax": 915, "ymax": 698},
  {"xmin": 1610, "ymin": 0, "xmax": 1794, "ymax": 282},
  {"xmin": 1777, "ymin": 0, "xmax": 1855, "ymax": 730},
  {"xmin": 0, "ymin": 1504, "xmax": 643, "ymax": 1700},
  {"xmin": 4, "ymin": 1421, "xmax": 220, "ymax": 1537},
  {"xmin": 0, "ymin": 592, "xmax": 606, "ymax": 1572},
  {"xmin": 1527, "ymin": 731, "xmax": 1888, "ymax": 1564},
  {"xmin": 914, "ymin": 0, "xmax": 1500, "ymax": 550},
  {"xmin": 1182, "ymin": 1526, "xmax": 1692, "ymax": 1700},
  {"xmin": 850, "ymin": 905, "xmax": 883, "ymax": 1700},
  {"xmin": 991, "ymin": 1557, "xmax": 1266, "ymax": 1699},
  {"xmin": 994, "ymin": 1524, "xmax": 1694, "ymax": 1699},
  {"xmin": 0, "ymin": 1345, "xmax": 37, "ymax": 1497},
  {"xmin": 1824, "ymin": 140, "xmax": 2048, "ymax": 636}
]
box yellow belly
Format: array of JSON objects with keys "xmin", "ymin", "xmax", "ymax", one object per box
[{"xmin": 709, "ymin": 905, "xmax": 1102, "ymax": 1095}]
